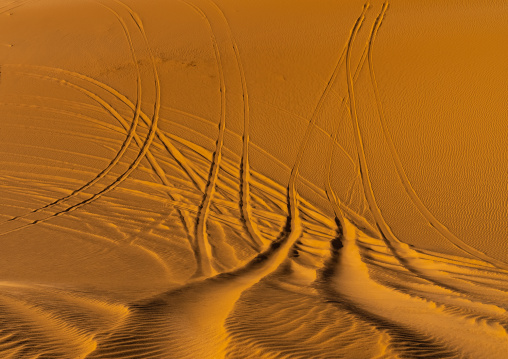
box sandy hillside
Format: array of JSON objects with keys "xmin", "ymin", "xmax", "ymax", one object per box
[{"xmin": 0, "ymin": 0, "xmax": 507, "ymax": 357}]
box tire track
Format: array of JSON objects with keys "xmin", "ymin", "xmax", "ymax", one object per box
[
  {"xmin": 1, "ymin": 97, "xmax": 349, "ymax": 246},
  {"xmin": 345, "ymin": 1, "xmax": 460, "ymax": 293},
  {"xmin": 285, "ymin": 4, "xmax": 369, "ymax": 261},
  {"xmin": 323, "ymin": 37, "xmax": 380, "ymax": 238},
  {"xmin": 294, "ymin": 3, "xmax": 371, "ymax": 275},
  {"xmin": 344, "ymin": 3, "xmax": 508, "ymax": 310},
  {"xmin": 0, "ymin": 0, "xmax": 161, "ymax": 236},
  {"xmin": 155, "ymin": 103, "xmax": 360, "ymax": 228},
  {"xmin": 320, "ymin": 218, "xmax": 507, "ymax": 359},
  {"xmin": 7, "ymin": 75, "xmax": 336, "ymax": 212},
  {"xmin": 267, "ymin": 2, "xmax": 360, "ymax": 280},
  {"xmin": 0, "ymin": 0, "xmax": 32, "ymax": 15},
  {"xmin": 0, "ymin": 70, "xmax": 147, "ymax": 235},
  {"xmin": 205, "ymin": 0, "xmax": 267, "ymax": 251},
  {"xmin": 287, "ymin": 17, "xmax": 353, "ymax": 209},
  {"xmin": 366, "ymin": 6, "xmax": 508, "ymax": 270},
  {"xmin": 5, "ymin": 1, "xmax": 143, "ymax": 225},
  {"xmin": 1, "ymin": 93, "xmax": 311, "ymax": 248},
  {"xmin": 3, "ymin": 2, "xmax": 508, "ymax": 357},
  {"xmin": 99, "ymin": 0, "xmax": 202, "ymax": 277},
  {"xmin": 87, "ymin": 2, "xmax": 310, "ymax": 351},
  {"xmin": 6, "ymin": 2, "xmax": 229, "ymax": 262},
  {"xmin": 0, "ymin": 158, "xmax": 378, "ymax": 243},
  {"xmin": 3, "ymin": 66, "xmax": 200, "ymax": 258},
  {"xmin": 325, "ymin": 99, "xmax": 349, "ymax": 233},
  {"xmin": 6, "ymin": 63, "xmax": 206, "ymax": 192},
  {"xmin": 89, "ymin": 185, "xmax": 304, "ymax": 359},
  {"xmin": 282, "ymin": 4, "xmax": 380, "ymax": 242},
  {"xmin": 177, "ymin": 0, "xmax": 227, "ymax": 278},
  {"xmin": 0, "ymin": 101, "xmax": 125, "ymax": 135},
  {"xmin": 0, "ymin": 81, "xmax": 164, "ymax": 187},
  {"xmin": 234, "ymin": 39, "xmax": 268, "ymax": 250},
  {"xmin": 174, "ymin": 0, "xmax": 319, "ymax": 265},
  {"xmin": 2, "ymin": 2, "xmax": 183, "ymax": 228},
  {"xmin": 238, "ymin": 96, "xmax": 360, "ymax": 173},
  {"xmin": 181, "ymin": 0, "xmax": 271, "ymax": 272},
  {"xmin": 346, "ymin": 2, "xmax": 427, "ymax": 274}
]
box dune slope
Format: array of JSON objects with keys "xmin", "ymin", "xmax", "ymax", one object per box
[{"xmin": 0, "ymin": 0, "xmax": 507, "ymax": 358}]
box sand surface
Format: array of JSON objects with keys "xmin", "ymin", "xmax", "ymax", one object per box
[{"xmin": 0, "ymin": 0, "xmax": 507, "ymax": 357}]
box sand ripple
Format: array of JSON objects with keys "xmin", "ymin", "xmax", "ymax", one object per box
[{"xmin": 0, "ymin": 0, "xmax": 507, "ymax": 357}]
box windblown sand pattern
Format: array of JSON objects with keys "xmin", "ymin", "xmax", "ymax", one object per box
[{"xmin": 0, "ymin": 0, "xmax": 507, "ymax": 357}]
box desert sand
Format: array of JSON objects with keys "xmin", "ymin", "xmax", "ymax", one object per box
[{"xmin": 0, "ymin": 0, "xmax": 507, "ymax": 357}]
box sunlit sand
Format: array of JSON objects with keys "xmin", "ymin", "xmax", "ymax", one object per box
[{"xmin": 0, "ymin": 0, "xmax": 507, "ymax": 357}]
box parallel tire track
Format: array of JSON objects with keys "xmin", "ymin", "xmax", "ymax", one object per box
[
  {"xmin": 5, "ymin": 1, "xmax": 142, "ymax": 224},
  {"xmin": 324, "ymin": 30, "xmax": 377, "ymax": 237},
  {"xmin": 344, "ymin": 3, "xmax": 508, "ymax": 313},
  {"xmin": 206, "ymin": 0, "xmax": 267, "ymax": 250},
  {"xmin": 366, "ymin": 6, "xmax": 508, "ymax": 270},
  {"xmin": 345, "ymin": 1, "xmax": 460, "ymax": 294},
  {"xmin": 234, "ymin": 39, "xmax": 267, "ymax": 250},
  {"xmin": 0, "ymin": 0, "xmax": 31, "ymax": 15},
  {"xmin": 0, "ymin": 0, "xmax": 160, "ymax": 235},
  {"xmin": 179, "ymin": 0, "xmax": 227, "ymax": 277}
]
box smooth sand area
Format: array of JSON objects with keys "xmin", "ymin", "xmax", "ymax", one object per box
[{"xmin": 0, "ymin": 0, "xmax": 507, "ymax": 357}]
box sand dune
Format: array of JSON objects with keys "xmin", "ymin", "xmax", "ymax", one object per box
[{"xmin": 0, "ymin": 0, "xmax": 507, "ymax": 357}]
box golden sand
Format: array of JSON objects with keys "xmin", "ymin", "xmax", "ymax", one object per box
[{"xmin": 0, "ymin": 0, "xmax": 507, "ymax": 357}]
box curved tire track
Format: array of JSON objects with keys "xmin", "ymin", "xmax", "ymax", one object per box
[
  {"xmin": 176, "ymin": 0, "xmax": 229, "ymax": 278},
  {"xmin": 344, "ymin": 3, "xmax": 508, "ymax": 315},
  {"xmin": 366, "ymin": 5, "xmax": 508, "ymax": 270},
  {"xmin": 0, "ymin": 0, "xmax": 161, "ymax": 236},
  {"xmin": 5, "ymin": 1, "xmax": 142, "ymax": 225},
  {"xmin": 205, "ymin": 0, "xmax": 268, "ymax": 251}
]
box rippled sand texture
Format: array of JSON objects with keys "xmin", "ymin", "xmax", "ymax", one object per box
[{"xmin": 1, "ymin": 0, "xmax": 507, "ymax": 357}]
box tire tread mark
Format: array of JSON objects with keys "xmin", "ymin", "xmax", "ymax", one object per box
[
  {"xmin": 345, "ymin": 3, "xmax": 502, "ymax": 301},
  {"xmin": 366, "ymin": 6, "xmax": 508, "ymax": 270},
  {"xmin": 5, "ymin": 1, "xmax": 142, "ymax": 224},
  {"xmin": 0, "ymin": 0, "xmax": 161, "ymax": 235},
  {"xmin": 287, "ymin": 4, "xmax": 369, "ymax": 247},
  {"xmin": 234, "ymin": 40, "xmax": 267, "ymax": 250},
  {"xmin": 206, "ymin": 0, "xmax": 267, "ymax": 250},
  {"xmin": 0, "ymin": 102, "xmax": 125, "ymax": 134},
  {"xmin": 323, "ymin": 35, "xmax": 381, "ymax": 238},
  {"xmin": 179, "ymin": 0, "xmax": 227, "ymax": 277},
  {"xmin": 0, "ymin": 0, "xmax": 32, "ymax": 15}
]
